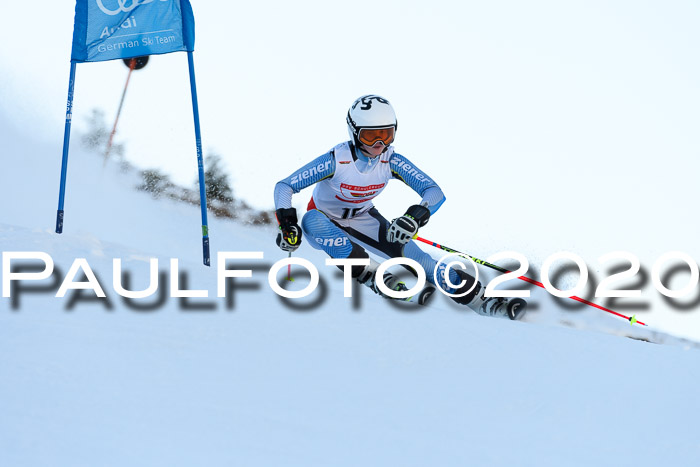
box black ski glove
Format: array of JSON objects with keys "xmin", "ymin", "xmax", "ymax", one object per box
[
  {"xmin": 387, "ymin": 204, "xmax": 431, "ymax": 244},
  {"xmin": 275, "ymin": 208, "xmax": 303, "ymax": 252}
]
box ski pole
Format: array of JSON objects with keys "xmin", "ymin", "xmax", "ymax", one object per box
[
  {"xmin": 414, "ymin": 235, "xmax": 647, "ymax": 326},
  {"xmin": 287, "ymin": 251, "xmax": 294, "ymax": 281}
]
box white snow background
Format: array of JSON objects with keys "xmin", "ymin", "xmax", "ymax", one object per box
[{"xmin": 1, "ymin": 113, "xmax": 700, "ymax": 466}]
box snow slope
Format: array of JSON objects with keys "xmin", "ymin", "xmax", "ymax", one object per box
[{"xmin": 2, "ymin": 128, "xmax": 700, "ymax": 466}]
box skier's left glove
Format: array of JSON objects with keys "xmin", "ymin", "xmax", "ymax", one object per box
[
  {"xmin": 275, "ymin": 208, "xmax": 303, "ymax": 252},
  {"xmin": 387, "ymin": 204, "xmax": 431, "ymax": 244}
]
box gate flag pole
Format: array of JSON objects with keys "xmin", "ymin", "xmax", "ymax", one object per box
[
  {"xmin": 57, "ymin": 0, "xmax": 209, "ymax": 265},
  {"xmin": 55, "ymin": 60, "xmax": 77, "ymax": 234},
  {"xmin": 187, "ymin": 50, "xmax": 210, "ymax": 266}
]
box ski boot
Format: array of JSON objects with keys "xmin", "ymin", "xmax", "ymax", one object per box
[
  {"xmin": 357, "ymin": 259, "xmax": 411, "ymax": 300},
  {"xmin": 469, "ymin": 290, "xmax": 527, "ymax": 320},
  {"xmin": 450, "ymin": 269, "xmax": 527, "ymax": 320}
]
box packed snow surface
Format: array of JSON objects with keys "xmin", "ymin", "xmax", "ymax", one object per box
[{"xmin": 1, "ymin": 130, "xmax": 699, "ymax": 467}]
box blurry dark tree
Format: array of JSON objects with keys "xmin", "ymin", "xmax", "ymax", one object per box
[
  {"xmin": 82, "ymin": 108, "xmax": 125, "ymax": 159},
  {"xmin": 138, "ymin": 169, "xmax": 174, "ymax": 198},
  {"xmin": 198, "ymin": 153, "xmax": 234, "ymax": 204}
]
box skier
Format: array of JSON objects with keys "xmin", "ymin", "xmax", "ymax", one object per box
[{"xmin": 273, "ymin": 95, "xmax": 526, "ymax": 320}]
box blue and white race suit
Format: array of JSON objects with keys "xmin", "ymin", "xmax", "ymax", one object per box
[{"xmin": 274, "ymin": 141, "xmax": 459, "ymax": 291}]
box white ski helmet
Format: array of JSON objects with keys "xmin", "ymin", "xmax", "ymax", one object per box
[{"xmin": 346, "ymin": 95, "xmax": 397, "ymax": 149}]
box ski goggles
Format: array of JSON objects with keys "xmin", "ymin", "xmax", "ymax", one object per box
[{"xmin": 358, "ymin": 126, "xmax": 395, "ymax": 146}]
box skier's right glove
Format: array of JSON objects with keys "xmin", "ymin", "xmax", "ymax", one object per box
[
  {"xmin": 387, "ymin": 204, "xmax": 431, "ymax": 244},
  {"xmin": 275, "ymin": 208, "xmax": 303, "ymax": 252}
]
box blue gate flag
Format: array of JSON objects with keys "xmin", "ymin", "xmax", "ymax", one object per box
[
  {"xmin": 71, "ymin": 0, "xmax": 195, "ymax": 62},
  {"xmin": 60, "ymin": 0, "xmax": 209, "ymax": 265}
]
